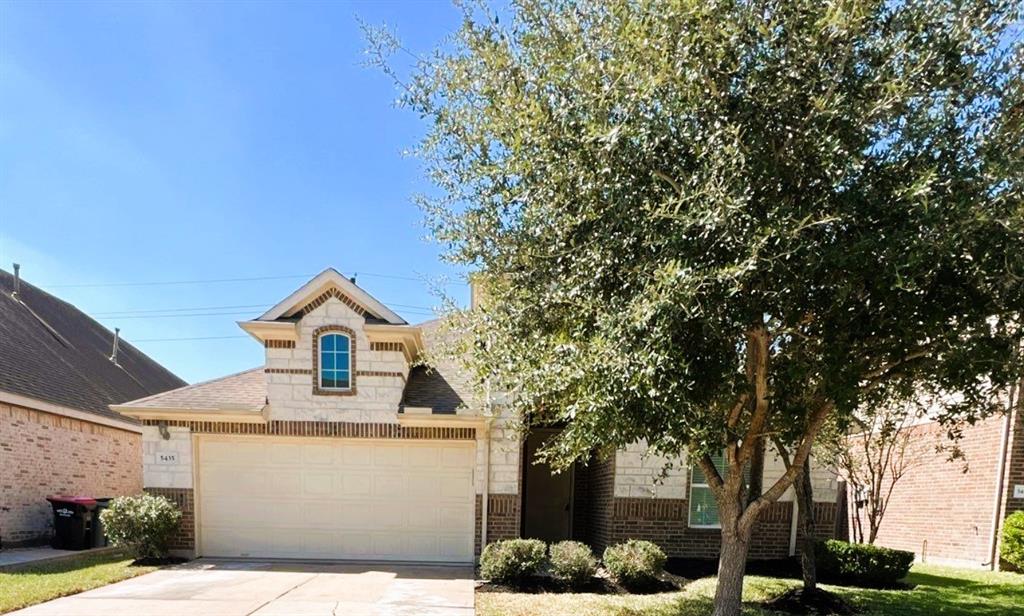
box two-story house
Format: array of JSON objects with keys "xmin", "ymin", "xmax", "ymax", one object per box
[{"xmin": 112, "ymin": 269, "xmax": 841, "ymax": 563}]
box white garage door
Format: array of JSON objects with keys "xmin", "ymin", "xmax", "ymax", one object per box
[{"xmin": 196, "ymin": 436, "xmax": 475, "ymax": 562}]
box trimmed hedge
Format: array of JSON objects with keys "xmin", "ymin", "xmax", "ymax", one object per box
[
  {"xmin": 603, "ymin": 540, "xmax": 666, "ymax": 589},
  {"xmin": 549, "ymin": 540, "xmax": 597, "ymax": 588},
  {"xmin": 99, "ymin": 494, "xmax": 182, "ymax": 560},
  {"xmin": 1000, "ymin": 511, "xmax": 1024, "ymax": 570},
  {"xmin": 479, "ymin": 539, "xmax": 547, "ymax": 585},
  {"xmin": 816, "ymin": 539, "xmax": 914, "ymax": 586}
]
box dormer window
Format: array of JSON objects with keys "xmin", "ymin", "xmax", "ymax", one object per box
[{"xmin": 313, "ymin": 326, "xmax": 356, "ymax": 395}]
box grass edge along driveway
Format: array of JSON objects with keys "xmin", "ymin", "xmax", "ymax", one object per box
[
  {"xmin": 475, "ymin": 563, "xmax": 1024, "ymax": 616},
  {"xmin": 0, "ymin": 551, "xmax": 159, "ymax": 614}
]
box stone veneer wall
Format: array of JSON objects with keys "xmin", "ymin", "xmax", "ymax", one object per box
[{"xmin": 1, "ymin": 402, "xmax": 142, "ymax": 546}]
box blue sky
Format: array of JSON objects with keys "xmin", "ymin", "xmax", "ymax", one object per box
[{"xmin": 0, "ymin": 0, "xmax": 469, "ymax": 383}]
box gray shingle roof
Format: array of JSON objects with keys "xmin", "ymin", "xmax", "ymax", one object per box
[
  {"xmin": 0, "ymin": 268, "xmax": 187, "ymax": 422},
  {"xmin": 119, "ymin": 367, "xmax": 266, "ymax": 411},
  {"xmin": 400, "ymin": 319, "xmax": 475, "ymax": 414}
]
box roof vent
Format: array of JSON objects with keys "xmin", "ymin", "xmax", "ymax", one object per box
[
  {"xmin": 350, "ymin": 274, "xmax": 357, "ymax": 284},
  {"xmin": 12, "ymin": 263, "xmax": 20, "ymax": 296},
  {"xmin": 110, "ymin": 327, "xmax": 121, "ymax": 365}
]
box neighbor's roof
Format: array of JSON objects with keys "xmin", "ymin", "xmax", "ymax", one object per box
[
  {"xmin": 0, "ymin": 268, "xmax": 187, "ymax": 422},
  {"xmin": 115, "ymin": 367, "xmax": 266, "ymax": 412},
  {"xmin": 399, "ymin": 319, "xmax": 474, "ymax": 414}
]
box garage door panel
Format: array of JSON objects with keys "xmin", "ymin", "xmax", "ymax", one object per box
[{"xmin": 198, "ymin": 437, "xmax": 475, "ymax": 562}]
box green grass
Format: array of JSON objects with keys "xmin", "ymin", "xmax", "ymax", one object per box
[
  {"xmin": 476, "ymin": 563, "xmax": 1024, "ymax": 616},
  {"xmin": 0, "ymin": 551, "xmax": 159, "ymax": 614}
]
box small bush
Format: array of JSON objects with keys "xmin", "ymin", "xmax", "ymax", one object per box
[
  {"xmin": 100, "ymin": 494, "xmax": 182, "ymax": 560},
  {"xmin": 479, "ymin": 539, "xmax": 547, "ymax": 585},
  {"xmin": 1000, "ymin": 511, "xmax": 1024, "ymax": 570},
  {"xmin": 549, "ymin": 540, "xmax": 597, "ymax": 588},
  {"xmin": 603, "ymin": 540, "xmax": 666, "ymax": 589},
  {"xmin": 816, "ymin": 539, "xmax": 914, "ymax": 586}
]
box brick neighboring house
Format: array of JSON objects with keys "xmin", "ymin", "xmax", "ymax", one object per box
[
  {"xmin": 851, "ymin": 397, "xmax": 1024, "ymax": 570},
  {"xmin": 0, "ymin": 266, "xmax": 186, "ymax": 547},
  {"xmin": 112, "ymin": 268, "xmax": 840, "ymax": 563}
]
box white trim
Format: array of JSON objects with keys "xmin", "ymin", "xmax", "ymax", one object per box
[
  {"xmin": 257, "ymin": 269, "xmax": 406, "ymax": 325},
  {"xmin": 113, "ymin": 408, "xmax": 268, "ymax": 423},
  {"xmin": 0, "ymin": 389, "xmax": 142, "ymax": 433}
]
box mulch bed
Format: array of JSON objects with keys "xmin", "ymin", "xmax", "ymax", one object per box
[
  {"xmin": 763, "ymin": 588, "xmax": 857, "ymax": 615},
  {"xmin": 476, "ymin": 571, "xmax": 685, "ymax": 595}
]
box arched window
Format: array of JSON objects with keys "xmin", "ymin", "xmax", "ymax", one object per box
[{"xmin": 318, "ymin": 332, "xmax": 351, "ymax": 390}]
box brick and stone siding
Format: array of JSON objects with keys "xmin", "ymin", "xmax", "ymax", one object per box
[
  {"xmin": 0, "ymin": 402, "xmax": 142, "ymax": 546},
  {"xmin": 145, "ymin": 487, "xmax": 194, "ymax": 551},
  {"xmin": 863, "ymin": 412, "xmax": 1020, "ymax": 567}
]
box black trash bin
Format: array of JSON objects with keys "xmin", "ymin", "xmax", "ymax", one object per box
[
  {"xmin": 46, "ymin": 496, "xmax": 97, "ymax": 550},
  {"xmin": 92, "ymin": 498, "xmax": 113, "ymax": 547}
]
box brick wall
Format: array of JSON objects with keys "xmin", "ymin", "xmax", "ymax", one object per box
[
  {"xmin": 0, "ymin": 402, "xmax": 142, "ymax": 546},
  {"xmin": 476, "ymin": 493, "xmax": 520, "ymax": 555},
  {"xmin": 144, "ymin": 487, "xmax": 194, "ymax": 551},
  {"xmin": 586, "ymin": 453, "xmax": 616, "ymax": 553},
  {"xmin": 862, "ymin": 415, "xmax": 1006, "ymax": 567},
  {"xmin": 605, "ymin": 498, "xmax": 837, "ymax": 559}
]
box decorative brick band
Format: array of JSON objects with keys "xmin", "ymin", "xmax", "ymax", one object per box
[
  {"xmin": 265, "ymin": 368, "xmax": 312, "ymax": 375},
  {"xmin": 356, "ymin": 370, "xmax": 405, "ymax": 380},
  {"xmin": 264, "ymin": 340, "xmax": 296, "ymax": 348},
  {"xmin": 312, "ymin": 325, "xmax": 358, "ymax": 396},
  {"xmin": 141, "ymin": 419, "xmax": 476, "ymax": 440},
  {"xmin": 370, "ymin": 341, "xmax": 404, "ymax": 352},
  {"xmin": 297, "ymin": 287, "xmax": 367, "ymax": 318},
  {"xmin": 145, "ymin": 487, "xmax": 194, "ymax": 551}
]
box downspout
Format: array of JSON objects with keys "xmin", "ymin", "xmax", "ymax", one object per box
[
  {"xmin": 481, "ymin": 376, "xmax": 494, "ymax": 550},
  {"xmin": 986, "ymin": 377, "xmax": 1020, "ymax": 569}
]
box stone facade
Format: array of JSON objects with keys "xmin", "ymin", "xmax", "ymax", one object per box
[
  {"xmin": 862, "ymin": 410, "xmax": 1024, "ymax": 568},
  {"xmin": 264, "ymin": 297, "xmax": 409, "ymax": 423},
  {"xmin": 0, "ymin": 402, "xmax": 141, "ymax": 546}
]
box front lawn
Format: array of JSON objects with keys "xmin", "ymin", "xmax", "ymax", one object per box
[
  {"xmin": 0, "ymin": 551, "xmax": 159, "ymax": 614},
  {"xmin": 476, "ymin": 563, "xmax": 1024, "ymax": 616}
]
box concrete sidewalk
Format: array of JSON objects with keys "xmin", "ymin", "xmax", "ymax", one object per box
[
  {"xmin": 9, "ymin": 559, "xmax": 475, "ymax": 616},
  {"xmin": 0, "ymin": 546, "xmax": 119, "ymax": 571}
]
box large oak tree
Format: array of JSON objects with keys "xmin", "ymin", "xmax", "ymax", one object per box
[{"xmin": 372, "ymin": 1, "xmax": 1024, "ymax": 614}]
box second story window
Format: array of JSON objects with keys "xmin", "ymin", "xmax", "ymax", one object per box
[{"xmin": 319, "ymin": 332, "xmax": 351, "ymax": 390}]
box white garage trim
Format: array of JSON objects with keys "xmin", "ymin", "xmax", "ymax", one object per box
[{"xmin": 193, "ymin": 434, "xmax": 475, "ymax": 563}]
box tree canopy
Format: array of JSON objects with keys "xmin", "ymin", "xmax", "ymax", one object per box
[{"xmin": 372, "ymin": 1, "xmax": 1023, "ymax": 612}]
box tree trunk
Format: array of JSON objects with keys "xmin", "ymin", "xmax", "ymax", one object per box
[
  {"xmin": 712, "ymin": 514, "xmax": 754, "ymax": 616},
  {"xmin": 794, "ymin": 457, "xmax": 817, "ymax": 591}
]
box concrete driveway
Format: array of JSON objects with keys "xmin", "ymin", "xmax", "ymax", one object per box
[{"xmin": 10, "ymin": 560, "xmax": 475, "ymax": 616}]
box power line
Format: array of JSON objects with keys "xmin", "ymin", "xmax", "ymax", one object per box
[
  {"xmin": 46, "ymin": 273, "xmax": 317, "ymax": 289},
  {"xmin": 92, "ymin": 303, "xmax": 269, "ymax": 316},
  {"xmin": 41, "ymin": 270, "xmax": 462, "ymax": 289},
  {"xmin": 129, "ymin": 335, "xmax": 250, "ymax": 342}
]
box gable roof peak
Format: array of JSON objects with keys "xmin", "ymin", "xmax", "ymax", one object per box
[{"xmin": 253, "ymin": 268, "xmax": 406, "ymax": 325}]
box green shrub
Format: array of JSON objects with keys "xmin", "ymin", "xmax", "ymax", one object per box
[
  {"xmin": 1000, "ymin": 511, "xmax": 1024, "ymax": 570},
  {"xmin": 99, "ymin": 494, "xmax": 182, "ymax": 560},
  {"xmin": 603, "ymin": 540, "xmax": 666, "ymax": 589},
  {"xmin": 816, "ymin": 539, "xmax": 914, "ymax": 586},
  {"xmin": 479, "ymin": 539, "xmax": 547, "ymax": 585},
  {"xmin": 549, "ymin": 540, "xmax": 597, "ymax": 588}
]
